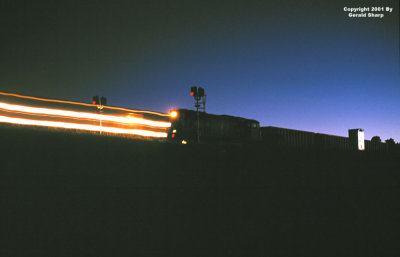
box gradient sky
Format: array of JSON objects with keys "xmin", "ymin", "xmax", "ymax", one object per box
[{"xmin": 1, "ymin": 0, "xmax": 399, "ymax": 141}]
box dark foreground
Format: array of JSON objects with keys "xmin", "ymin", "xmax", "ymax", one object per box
[{"xmin": 1, "ymin": 126, "xmax": 400, "ymax": 257}]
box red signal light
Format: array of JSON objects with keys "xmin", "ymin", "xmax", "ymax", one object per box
[
  {"xmin": 171, "ymin": 134, "xmax": 175, "ymax": 138},
  {"xmin": 190, "ymin": 86, "xmax": 198, "ymax": 97},
  {"xmin": 92, "ymin": 96, "xmax": 99, "ymax": 105}
]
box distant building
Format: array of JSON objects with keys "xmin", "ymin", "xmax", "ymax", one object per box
[{"xmin": 348, "ymin": 129, "xmax": 365, "ymax": 151}]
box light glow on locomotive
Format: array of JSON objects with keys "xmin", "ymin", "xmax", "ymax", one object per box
[{"xmin": 169, "ymin": 110, "xmax": 178, "ymax": 119}]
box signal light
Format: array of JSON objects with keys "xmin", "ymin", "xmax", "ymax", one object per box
[
  {"xmin": 101, "ymin": 96, "xmax": 107, "ymax": 106},
  {"xmin": 198, "ymin": 87, "xmax": 204, "ymax": 97},
  {"xmin": 190, "ymin": 86, "xmax": 198, "ymax": 97},
  {"xmin": 92, "ymin": 96, "xmax": 100, "ymax": 105},
  {"xmin": 170, "ymin": 110, "xmax": 178, "ymax": 119}
]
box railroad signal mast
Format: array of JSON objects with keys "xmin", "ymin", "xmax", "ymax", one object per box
[
  {"xmin": 190, "ymin": 86, "xmax": 206, "ymax": 112},
  {"xmin": 190, "ymin": 86, "xmax": 206, "ymax": 143},
  {"xmin": 92, "ymin": 96, "xmax": 107, "ymax": 134}
]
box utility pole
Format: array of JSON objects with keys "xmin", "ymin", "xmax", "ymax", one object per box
[{"xmin": 190, "ymin": 86, "xmax": 206, "ymax": 143}]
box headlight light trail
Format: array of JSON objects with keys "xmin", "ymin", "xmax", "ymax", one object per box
[
  {"xmin": 0, "ymin": 91, "xmax": 170, "ymax": 117},
  {"xmin": 0, "ymin": 102, "xmax": 171, "ymax": 128},
  {"xmin": 0, "ymin": 115, "xmax": 168, "ymax": 138}
]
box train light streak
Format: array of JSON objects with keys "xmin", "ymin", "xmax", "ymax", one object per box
[
  {"xmin": 0, "ymin": 102, "xmax": 171, "ymax": 128},
  {"xmin": 0, "ymin": 115, "xmax": 168, "ymax": 138},
  {"xmin": 0, "ymin": 91, "xmax": 170, "ymax": 116}
]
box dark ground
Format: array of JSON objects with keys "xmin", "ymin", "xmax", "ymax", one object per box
[{"xmin": 1, "ymin": 125, "xmax": 400, "ymax": 257}]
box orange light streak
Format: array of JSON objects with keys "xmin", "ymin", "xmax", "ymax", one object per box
[
  {"xmin": 0, "ymin": 91, "xmax": 170, "ymax": 116},
  {"xmin": 0, "ymin": 102, "xmax": 171, "ymax": 128},
  {"xmin": 0, "ymin": 115, "xmax": 168, "ymax": 138}
]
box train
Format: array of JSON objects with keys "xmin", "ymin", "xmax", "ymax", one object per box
[{"xmin": 167, "ymin": 109, "xmax": 397, "ymax": 152}]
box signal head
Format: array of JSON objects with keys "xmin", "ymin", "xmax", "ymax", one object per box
[
  {"xmin": 198, "ymin": 87, "xmax": 205, "ymax": 97},
  {"xmin": 92, "ymin": 96, "xmax": 100, "ymax": 105},
  {"xmin": 101, "ymin": 96, "xmax": 107, "ymax": 106},
  {"xmin": 190, "ymin": 86, "xmax": 198, "ymax": 97}
]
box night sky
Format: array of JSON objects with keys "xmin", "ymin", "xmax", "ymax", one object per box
[{"xmin": 1, "ymin": 0, "xmax": 399, "ymax": 141}]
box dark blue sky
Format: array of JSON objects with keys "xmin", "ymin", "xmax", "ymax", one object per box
[{"xmin": 1, "ymin": 0, "xmax": 399, "ymax": 140}]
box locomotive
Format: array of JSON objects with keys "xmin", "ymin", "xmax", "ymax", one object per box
[{"xmin": 168, "ymin": 109, "xmax": 261, "ymax": 143}]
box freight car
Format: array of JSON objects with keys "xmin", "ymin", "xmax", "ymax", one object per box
[
  {"xmin": 365, "ymin": 140, "xmax": 391, "ymax": 152},
  {"xmin": 314, "ymin": 133, "xmax": 351, "ymax": 150},
  {"xmin": 168, "ymin": 109, "xmax": 261, "ymax": 143},
  {"xmin": 261, "ymin": 126, "xmax": 353, "ymax": 151},
  {"xmin": 261, "ymin": 126, "xmax": 315, "ymax": 149},
  {"xmin": 261, "ymin": 126, "xmax": 397, "ymax": 152}
]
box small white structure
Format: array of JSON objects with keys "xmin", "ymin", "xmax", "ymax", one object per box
[{"xmin": 348, "ymin": 129, "xmax": 365, "ymax": 151}]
